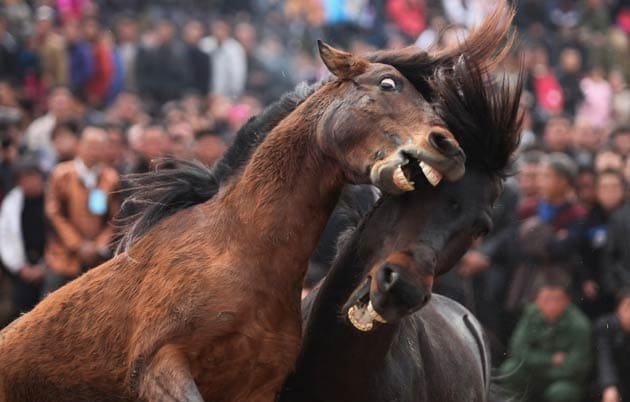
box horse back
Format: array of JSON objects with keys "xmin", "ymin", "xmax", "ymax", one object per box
[{"xmin": 407, "ymin": 294, "xmax": 489, "ymax": 402}]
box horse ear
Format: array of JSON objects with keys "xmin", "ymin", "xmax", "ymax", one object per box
[{"xmin": 318, "ymin": 40, "xmax": 369, "ymax": 79}]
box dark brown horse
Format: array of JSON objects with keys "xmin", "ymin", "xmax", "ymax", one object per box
[
  {"xmin": 0, "ymin": 43, "xmax": 465, "ymax": 402},
  {"xmin": 279, "ymin": 4, "xmax": 523, "ymax": 401}
]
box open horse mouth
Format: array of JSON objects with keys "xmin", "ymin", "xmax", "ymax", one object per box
[
  {"xmin": 393, "ymin": 157, "xmax": 443, "ymax": 192},
  {"xmin": 345, "ymin": 278, "xmax": 387, "ymax": 332}
]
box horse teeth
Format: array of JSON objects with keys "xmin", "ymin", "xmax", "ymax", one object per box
[
  {"xmin": 367, "ymin": 301, "xmax": 387, "ymax": 324},
  {"xmin": 419, "ymin": 161, "xmax": 443, "ymax": 186},
  {"xmin": 348, "ymin": 305, "xmax": 373, "ymax": 332},
  {"xmin": 393, "ymin": 165, "xmax": 415, "ymax": 192}
]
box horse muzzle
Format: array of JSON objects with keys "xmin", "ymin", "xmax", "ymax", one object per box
[{"xmin": 369, "ymin": 131, "xmax": 465, "ymax": 195}]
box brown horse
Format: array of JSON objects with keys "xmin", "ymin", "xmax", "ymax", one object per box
[{"xmin": 0, "ymin": 43, "xmax": 465, "ymax": 402}]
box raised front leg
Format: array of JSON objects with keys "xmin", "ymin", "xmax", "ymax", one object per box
[{"xmin": 137, "ymin": 344, "xmax": 204, "ymax": 402}]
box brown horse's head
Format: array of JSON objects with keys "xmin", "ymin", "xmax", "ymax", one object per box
[
  {"xmin": 315, "ymin": 41, "xmax": 465, "ymax": 194},
  {"xmin": 341, "ymin": 37, "xmax": 522, "ymax": 332}
]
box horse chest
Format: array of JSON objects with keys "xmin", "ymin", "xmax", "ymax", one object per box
[{"xmin": 191, "ymin": 323, "xmax": 302, "ymax": 401}]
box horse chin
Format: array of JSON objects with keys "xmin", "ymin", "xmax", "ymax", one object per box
[{"xmin": 344, "ymin": 278, "xmax": 388, "ymax": 332}]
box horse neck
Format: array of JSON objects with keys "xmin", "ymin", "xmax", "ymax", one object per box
[
  {"xmin": 287, "ymin": 208, "xmax": 404, "ymax": 396},
  {"xmin": 213, "ymin": 91, "xmax": 344, "ymax": 293}
]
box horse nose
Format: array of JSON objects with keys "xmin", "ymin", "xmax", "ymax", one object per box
[
  {"xmin": 428, "ymin": 129, "xmax": 464, "ymax": 159},
  {"xmin": 375, "ymin": 264, "xmax": 430, "ymax": 311}
]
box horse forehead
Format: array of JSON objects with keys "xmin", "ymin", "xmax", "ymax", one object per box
[{"xmin": 361, "ymin": 62, "xmax": 405, "ymax": 80}]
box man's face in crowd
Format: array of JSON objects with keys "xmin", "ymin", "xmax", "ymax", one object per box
[
  {"xmin": 595, "ymin": 151, "xmax": 624, "ymax": 173},
  {"xmin": 597, "ymin": 172, "xmax": 625, "ymax": 212},
  {"xmin": 518, "ymin": 162, "xmax": 540, "ymax": 197},
  {"xmin": 19, "ymin": 171, "xmax": 44, "ymax": 198},
  {"xmin": 538, "ymin": 164, "xmax": 570, "ymax": 203},
  {"xmin": 543, "ymin": 118, "xmax": 572, "ymax": 152},
  {"xmin": 536, "ymin": 287, "xmax": 570, "ymax": 323},
  {"xmin": 78, "ymin": 127, "xmax": 108, "ymax": 168}
]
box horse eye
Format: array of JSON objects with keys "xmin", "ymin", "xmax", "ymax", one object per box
[{"xmin": 379, "ymin": 78, "xmax": 396, "ymax": 91}]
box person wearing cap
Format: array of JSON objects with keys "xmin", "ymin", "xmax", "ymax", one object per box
[
  {"xmin": 500, "ymin": 278, "xmax": 592, "ymax": 402},
  {"xmin": 0, "ymin": 157, "xmax": 47, "ymax": 318},
  {"xmin": 501, "ymin": 153, "xmax": 587, "ymax": 310}
]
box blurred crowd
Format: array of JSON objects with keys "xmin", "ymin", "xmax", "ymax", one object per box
[{"xmin": 0, "ymin": 1, "xmax": 628, "ymax": 401}]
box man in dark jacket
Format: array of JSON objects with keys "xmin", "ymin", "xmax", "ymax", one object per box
[
  {"xmin": 595, "ymin": 288, "xmax": 630, "ymax": 402},
  {"xmin": 603, "ymin": 202, "xmax": 630, "ymax": 298}
]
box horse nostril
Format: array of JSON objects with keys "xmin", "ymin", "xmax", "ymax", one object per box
[
  {"xmin": 428, "ymin": 131, "xmax": 462, "ymax": 158},
  {"xmin": 380, "ymin": 266, "xmax": 399, "ymax": 292}
]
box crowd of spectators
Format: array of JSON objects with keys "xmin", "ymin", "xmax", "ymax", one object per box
[{"xmin": 0, "ymin": 1, "xmax": 628, "ymax": 401}]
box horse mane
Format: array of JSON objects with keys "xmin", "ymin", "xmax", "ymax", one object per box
[
  {"xmin": 430, "ymin": 57, "xmax": 523, "ymax": 177},
  {"xmin": 115, "ymin": 82, "xmax": 320, "ymax": 253},
  {"xmin": 370, "ymin": 0, "xmax": 521, "ymax": 177},
  {"xmin": 366, "ymin": 1, "xmax": 516, "ymax": 101}
]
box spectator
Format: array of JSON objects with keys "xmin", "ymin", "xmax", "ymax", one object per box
[
  {"xmin": 580, "ymin": 169, "xmax": 627, "ymax": 318},
  {"xmin": 0, "ymin": 16, "xmax": 19, "ymax": 85},
  {"xmin": 386, "ymin": 0, "xmax": 427, "ymax": 40},
  {"xmin": 556, "ymin": 47, "xmax": 583, "ymax": 117},
  {"xmin": 128, "ymin": 121, "xmax": 170, "ymax": 174},
  {"xmin": 602, "ymin": 199, "xmax": 630, "ymax": 298},
  {"xmin": 609, "ymin": 70, "xmax": 630, "ymax": 124},
  {"xmin": 577, "ymin": 65, "xmax": 613, "ymax": 130},
  {"xmin": 83, "ymin": 17, "xmax": 114, "ymax": 107},
  {"xmin": 0, "ymin": 132, "xmax": 18, "ymax": 201},
  {"xmin": 594, "ymin": 148, "xmax": 624, "ymax": 174},
  {"xmin": 500, "ymin": 278, "xmax": 592, "ymax": 402},
  {"xmin": 23, "ymin": 85, "xmax": 76, "ymax": 171},
  {"xmin": 136, "ymin": 20, "xmax": 189, "ymax": 110},
  {"xmin": 609, "ymin": 125, "xmax": 630, "ymax": 155},
  {"xmin": 542, "ymin": 115, "xmax": 573, "ymax": 154},
  {"xmin": 194, "ymin": 128, "xmax": 227, "ymax": 167},
  {"xmin": 1, "ymin": 0, "xmax": 33, "ymax": 41},
  {"xmin": 168, "ymin": 121, "xmax": 194, "ymax": 160},
  {"xmin": 64, "ymin": 19, "xmax": 94, "ymax": 95},
  {"xmin": 114, "ymin": 15, "xmax": 139, "ymax": 92},
  {"xmin": 50, "ymin": 120, "xmax": 80, "ymax": 164},
  {"xmin": 44, "ymin": 124, "xmax": 119, "ymax": 294},
  {"xmin": 34, "ymin": 5, "xmax": 68, "ymax": 89},
  {"xmin": 576, "ymin": 166, "xmax": 597, "ymax": 210},
  {"xmin": 201, "ymin": 20, "xmax": 246, "ymax": 99},
  {"xmin": 594, "ymin": 288, "xmax": 630, "ymax": 402},
  {"xmin": 504, "ymin": 153, "xmax": 586, "ymax": 310},
  {"xmin": 516, "ymin": 150, "xmax": 544, "ymax": 214},
  {"xmin": 0, "ymin": 157, "xmax": 46, "ymax": 317},
  {"xmin": 182, "ymin": 20, "xmax": 210, "ymax": 95},
  {"xmin": 105, "ymin": 90, "xmax": 147, "ymax": 128}
]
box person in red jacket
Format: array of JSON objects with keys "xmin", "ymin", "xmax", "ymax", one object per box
[{"xmin": 387, "ymin": 0, "xmax": 427, "ymax": 40}]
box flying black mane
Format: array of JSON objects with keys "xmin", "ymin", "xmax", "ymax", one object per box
[
  {"xmin": 430, "ymin": 57, "xmax": 523, "ymax": 177},
  {"xmin": 115, "ymin": 82, "xmax": 319, "ymax": 253}
]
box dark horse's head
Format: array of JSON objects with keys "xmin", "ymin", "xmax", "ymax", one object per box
[
  {"xmin": 342, "ymin": 3, "xmax": 522, "ymax": 331},
  {"xmin": 315, "ymin": 41, "xmax": 465, "ymax": 194}
]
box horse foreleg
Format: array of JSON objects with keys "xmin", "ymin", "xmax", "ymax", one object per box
[{"xmin": 137, "ymin": 344, "xmax": 204, "ymax": 402}]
